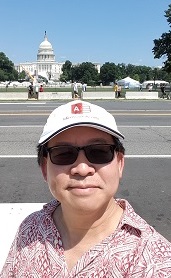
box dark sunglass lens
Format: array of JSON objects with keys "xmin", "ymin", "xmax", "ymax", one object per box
[
  {"xmin": 49, "ymin": 146, "xmax": 78, "ymax": 165},
  {"xmin": 85, "ymin": 145, "xmax": 114, "ymax": 164}
]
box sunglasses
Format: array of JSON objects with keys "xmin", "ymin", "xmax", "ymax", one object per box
[{"xmin": 45, "ymin": 144, "xmax": 117, "ymax": 165}]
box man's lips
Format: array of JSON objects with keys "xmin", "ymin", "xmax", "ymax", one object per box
[
  {"xmin": 67, "ymin": 184, "xmax": 100, "ymax": 190},
  {"xmin": 67, "ymin": 184, "xmax": 100, "ymax": 195}
]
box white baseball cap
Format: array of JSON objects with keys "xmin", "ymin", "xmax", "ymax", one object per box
[{"xmin": 38, "ymin": 100, "xmax": 124, "ymax": 145}]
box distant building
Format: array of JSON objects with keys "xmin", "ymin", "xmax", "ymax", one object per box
[
  {"xmin": 15, "ymin": 32, "xmax": 100, "ymax": 82},
  {"xmin": 15, "ymin": 32, "xmax": 63, "ymax": 81}
]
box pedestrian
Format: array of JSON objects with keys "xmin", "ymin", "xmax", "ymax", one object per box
[
  {"xmin": 39, "ymin": 84, "xmax": 44, "ymax": 92},
  {"xmin": 73, "ymin": 81, "xmax": 79, "ymax": 99},
  {"xmin": 114, "ymin": 82, "xmax": 118, "ymax": 98},
  {"xmin": 160, "ymin": 83, "xmax": 166, "ymax": 99},
  {"xmin": 35, "ymin": 84, "xmax": 39, "ymax": 98},
  {"xmin": 82, "ymin": 82, "xmax": 86, "ymax": 92},
  {"xmin": 117, "ymin": 84, "xmax": 122, "ymax": 97},
  {"xmin": 81, "ymin": 82, "xmax": 86, "ymax": 99},
  {"xmin": 139, "ymin": 84, "xmax": 143, "ymax": 91},
  {"xmin": 1, "ymin": 100, "xmax": 171, "ymax": 277},
  {"xmin": 148, "ymin": 83, "xmax": 153, "ymax": 92},
  {"xmin": 28, "ymin": 83, "xmax": 33, "ymax": 97}
]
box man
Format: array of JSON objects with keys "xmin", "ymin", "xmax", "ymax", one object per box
[
  {"xmin": 1, "ymin": 100, "xmax": 171, "ymax": 277},
  {"xmin": 81, "ymin": 82, "xmax": 86, "ymax": 98},
  {"xmin": 114, "ymin": 82, "xmax": 119, "ymax": 98},
  {"xmin": 117, "ymin": 84, "xmax": 122, "ymax": 97},
  {"xmin": 160, "ymin": 83, "xmax": 166, "ymax": 99},
  {"xmin": 73, "ymin": 81, "xmax": 79, "ymax": 99},
  {"xmin": 28, "ymin": 82, "xmax": 33, "ymax": 97}
]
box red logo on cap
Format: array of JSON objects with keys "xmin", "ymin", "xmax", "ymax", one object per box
[{"xmin": 71, "ymin": 103, "xmax": 83, "ymax": 114}]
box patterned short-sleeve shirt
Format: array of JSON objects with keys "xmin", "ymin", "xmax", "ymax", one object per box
[{"xmin": 1, "ymin": 199, "xmax": 171, "ymax": 277}]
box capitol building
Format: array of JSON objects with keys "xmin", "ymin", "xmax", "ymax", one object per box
[{"xmin": 15, "ymin": 32, "xmax": 100, "ymax": 82}]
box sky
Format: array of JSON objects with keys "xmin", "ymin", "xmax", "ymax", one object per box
[{"xmin": 1, "ymin": 0, "xmax": 171, "ymax": 68}]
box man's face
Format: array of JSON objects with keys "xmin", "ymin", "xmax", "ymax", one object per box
[{"xmin": 41, "ymin": 126, "xmax": 124, "ymax": 213}]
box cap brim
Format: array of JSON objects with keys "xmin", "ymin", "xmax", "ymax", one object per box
[{"xmin": 38, "ymin": 122, "xmax": 124, "ymax": 145}]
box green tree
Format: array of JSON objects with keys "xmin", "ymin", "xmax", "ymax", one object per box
[
  {"xmin": 125, "ymin": 64, "xmax": 137, "ymax": 77},
  {"xmin": 117, "ymin": 63, "xmax": 127, "ymax": 80},
  {"xmin": 60, "ymin": 60, "xmax": 72, "ymax": 82},
  {"xmin": 72, "ymin": 62, "xmax": 99, "ymax": 85},
  {"xmin": 153, "ymin": 4, "xmax": 171, "ymax": 72},
  {"xmin": 0, "ymin": 52, "xmax": 18, "ymax": 81},
  {"xmin": 18, "ymin": 70, "xmax": 27, "ymax": 80},
  {"xmin": 99, "ymin": 62, "xmax": 117, "ymax": 85}
]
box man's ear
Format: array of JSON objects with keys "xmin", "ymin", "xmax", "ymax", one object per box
[
  {"xmin": 117, "ymin": 153, "xmax": 125, "ymax": 178},
  {"xmin": 40, "ymin": 158, "xmax": 48, "ymax": 182}
]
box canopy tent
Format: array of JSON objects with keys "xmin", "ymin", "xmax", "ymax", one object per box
[
  {"xmin": 142, "ymin": 80, "xmax": 169, "ymax": 88},
  {"xmin": 117, "ymin": 77, "xmax": 140, "ymax": 88}
]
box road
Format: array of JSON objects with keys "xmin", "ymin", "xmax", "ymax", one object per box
[{"xmin": 0, "ymin": 99, "xmax": 171, "ymax": 244}]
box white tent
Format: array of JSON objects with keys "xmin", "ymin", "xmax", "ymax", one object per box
[
  {"xmin": 117, "ymin": 76, "xmax": 140, "ymax": 88},
  {"xmin": 142, "ymin": 80, "xmax": 169, "ymax": 89}
]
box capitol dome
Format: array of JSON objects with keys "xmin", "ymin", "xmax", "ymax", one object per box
[
  {"xmin": 39, "ymin": 37, "xmax": 52, "ymax": 50},
  {"xmin": 37, "ymin": 32, "xmax": 55, "ymax": 62}
]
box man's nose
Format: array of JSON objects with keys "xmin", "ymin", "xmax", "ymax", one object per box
[{"xmin": 70, "ymin": 150, "xmax": 95, "ymax": 176}]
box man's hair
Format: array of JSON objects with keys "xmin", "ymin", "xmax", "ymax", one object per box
[
  {"xmin": 37, "ymin": 142, "xmax": 48, "ymax": 166},
  {"xmin": 37, "ymin": 137, "xmax": 125, "ymax": 167}
]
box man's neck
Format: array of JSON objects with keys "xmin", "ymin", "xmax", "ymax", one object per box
[{"xmin": 53, "ymin": 199, "xmax": 123, "ymax": 248}]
